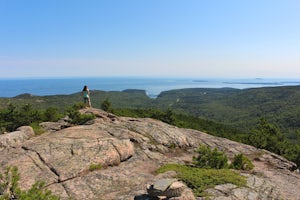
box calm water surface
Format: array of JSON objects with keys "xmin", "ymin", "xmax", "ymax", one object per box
[{"xmin": 1, "ymin": 77, "xmax": 300, "ymax": 98}]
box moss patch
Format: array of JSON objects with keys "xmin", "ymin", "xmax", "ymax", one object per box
[
  {"xmin": 89, "ymin": 163, "xmax": 103, "ymax": 171},
  {"xmin": 157, "ymin": 163, "xmax": 246, "ymax": 197}
]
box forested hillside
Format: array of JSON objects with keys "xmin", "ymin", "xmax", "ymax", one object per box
[
  {"xmin": 1, "ymin": 86, "xmax": 300, "ymax": 138},
  {"xmin": 155, "ymin": 86, "xmax": 300, "ymax": 138}
]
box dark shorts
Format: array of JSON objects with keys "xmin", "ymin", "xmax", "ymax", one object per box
[{"xmin": 84, "ymin": 97, "xmax": 89, "ymax": 103}]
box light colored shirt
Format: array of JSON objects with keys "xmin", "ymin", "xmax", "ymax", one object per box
[{"xmin": 83, "ymin": 91, "xmax": 89, "ymax": 98}]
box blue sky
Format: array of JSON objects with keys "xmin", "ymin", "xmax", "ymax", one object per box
[{"xmin": 0, "ymin": 0, "xmax": 300, "ymax": 78}]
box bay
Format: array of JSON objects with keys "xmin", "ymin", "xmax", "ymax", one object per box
[{"xmin": 0, "ymin": 77, "xmax": 300, "ymax": 98}]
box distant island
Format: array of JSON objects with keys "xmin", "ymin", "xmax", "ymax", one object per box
[{"xmin": 1, "ymin": 77, "xmax": 300, "ymax": 98}]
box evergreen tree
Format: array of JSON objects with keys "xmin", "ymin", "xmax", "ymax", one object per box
[
  {"xmin": 248, "ymin": 118, "xmax": 284, "ymax": 155},
  {"xmin": 193, "ymin": 145, "xmax": 228, "ymax": 169},
  {"xmin": 101, "ymin": 99, "xmax": 112, "ymax": 112}
]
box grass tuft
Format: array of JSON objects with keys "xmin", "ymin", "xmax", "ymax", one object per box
[{"xmin": 89, "ymin": 163, "xmax": 103, "ymax": 171}]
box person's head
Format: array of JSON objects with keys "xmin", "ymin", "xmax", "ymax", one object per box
[{"xmin": 83, "ymin": 85, "xmax": 88, "ymax": 91}]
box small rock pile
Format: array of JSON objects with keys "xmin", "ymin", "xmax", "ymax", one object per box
[{"xmin": 135, "ymin": 178, "xmax": 195, "ymax": 200}]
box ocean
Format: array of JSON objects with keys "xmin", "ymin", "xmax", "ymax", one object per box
[{"xmin": 1, "ymin": 77, "xmax": 300, "ymax": 98}]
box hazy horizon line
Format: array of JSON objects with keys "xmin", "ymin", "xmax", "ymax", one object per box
[{"xmin": 1, "ymin": 76, "xmax": 300, "ymax": 80}]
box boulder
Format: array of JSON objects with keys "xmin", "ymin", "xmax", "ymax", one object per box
[
  {"xmin": 20, "ymin": 125, "xmax": 135, "ymax": 182},
  {"xmin": 169, "ymin": 187, "xmax": 195, "ymax": 200},
  {"xmin": 204, "ymin": 174, "xmax": 283, "ymax": 200},
  {"xmin": 147, "ymin": 179, "xmax": 192, "ymax": 199},
  {"xmin": 0, "ymin": 126, "xmax": 34, "ymax": 147},
  {"xmin": 40, "ymin": 117, "xmax": 71, "ymax": 132}
]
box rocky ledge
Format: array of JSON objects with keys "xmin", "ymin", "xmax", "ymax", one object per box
[{"xmin": 0, "ymin": 108, "xmax": 299, "ymax": 200}]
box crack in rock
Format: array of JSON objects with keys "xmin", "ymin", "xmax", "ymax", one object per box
[
  {"xmin": 21, "ymin": 146, "xmax": 60, "ymax": 180},
  {"xmin": 21, "ymin": 146, "xmax": 83, "ymax": 199},
  {"xmin": 22, "ymin": 150, "xmax": 44, "ymax": 171},
  {"xmin": 109, "ymin": 141, "xmax": 122, "ymax": 163},
  {"xmin": 60, "ymin": 182, "xmax": 72, "ymax": 198}
]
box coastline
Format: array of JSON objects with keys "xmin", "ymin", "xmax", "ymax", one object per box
[{"xmin": 1, "ymin": 77, "xmax": 300, "ymax": 98}]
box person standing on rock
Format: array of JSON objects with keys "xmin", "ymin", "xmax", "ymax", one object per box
[{"xmin": 82, "ymin": 85, "xmax": 91, "ymax": 107}]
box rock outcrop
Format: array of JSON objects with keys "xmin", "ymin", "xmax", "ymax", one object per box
[
  {"xmin": 0, "ymin": 108, "xmax": 299, "ymax": 200},
  {"xmin": 0, "ymin": 126, "xmax": 34, "ymax": 148},
  {"xmin": 204, "ymin": 174, "xmax": 282, "ymax": 200},
  {"xmin": 146, "ymin": 179, "xmax": 195, "ymax": 200}
]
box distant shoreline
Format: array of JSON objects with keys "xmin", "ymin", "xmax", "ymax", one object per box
[{"xmin": 1, "ymin": 77, "xmax": 300, "ymax": 98}]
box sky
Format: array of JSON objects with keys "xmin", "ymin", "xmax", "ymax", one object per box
[{"xmin": 0, "ymin": 0, "xmax": 300, "ymax": 78}]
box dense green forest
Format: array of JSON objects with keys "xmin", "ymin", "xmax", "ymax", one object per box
[
  {"xmin": 1, "ymin": 86, "xmax": 300, "ymax": 137},
  {"xmin": 155, "ymin": 86, "xmax": 300, "ymax": 136},
  {"xmin": 1, "ymin": 86, "xmax": 300, "ymax": 167}
]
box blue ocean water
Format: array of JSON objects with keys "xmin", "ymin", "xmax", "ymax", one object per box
[{"xmin": 0, "ymin": 77, "xmax": 300, "ymax": 98}]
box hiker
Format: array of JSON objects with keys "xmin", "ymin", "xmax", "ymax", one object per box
[{"xmin": 82, "ymin": 85, "xmax": 91, "ymax": 107}]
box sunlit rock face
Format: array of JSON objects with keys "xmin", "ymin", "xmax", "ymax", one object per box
[{"xmin": 0, "ymin": 108, "xmax": 299, "ymax": 200}]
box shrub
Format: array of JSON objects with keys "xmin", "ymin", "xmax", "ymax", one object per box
[
  {"xmin": 43, "ymin": 107, "xmax": 61, "ymax": 122},
  {"xmin": 193, "ymin": 145, "xmax": 228, "ymax": 169},
  {"xmin": 71, "ymin": 102, "xmax": 86, "ymax": 110},
  {"xmin": 0, "ymin": 166, "xmax": 60, "ymax": 200},
  {"xmin": 248, "ymin": 118, "xmax": 284, "ymax": 155},
  {"xmin": 65, "ymin": 105, "xmax": 95, "ymax": 125},
  {"xmin": 30, "ymin": 122, "xmax": 45, "ymax": 136},
  {"xmin": 157, "ymin": 163, "xmax": 246, "ymax": 197},
  {"xmin": 69, "ymin": 111, "xmax": 95, "ymax": 125},
  {"xmin": 0, "ymin": 104, "xmax": 62, "ymax": 135},
  {"xmin": 0, "ymin": 103, "xmax": 42, "ymax": 133},
  {"xmin": 101, "ymin": 99, "xmax": 112, "ymax": 112},
  {"xmin": 17, "ymin": 181, "xmax": 60, "ymax": 200},
  {"xmin": 231, "ymin": 154, "xmax": 254, "ymax": 170},
  {"xmin": 0, "ymin": 166, "xmax": 20, "ymax": 199},
  {"xmin": 89, "ymin": 163, "xmax": 103, "ymax": 172}
]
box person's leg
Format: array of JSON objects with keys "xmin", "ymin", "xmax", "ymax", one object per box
[{"xmin": 88, "ymin": 98, "xmax": 92, "ymax": 107}]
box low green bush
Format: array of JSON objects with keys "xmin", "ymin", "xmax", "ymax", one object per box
[
  {"xmin": 0, "ymin": 166, "xmax": 60, "ymax": 200},
  {"xmin": 89, "ymin": 163, "xmax": 103, "ymax": 171},
  {"xmin": 43, "ymin": 107, "xmax": 62, "ymax": 122},
  {"xmin": 157, "ymin": 163, "xmax": 246, "ymax": 197},
  {"xmin": 193, "ymin": 145, "xmax": 228, "ymax": 169},
  {"xmin": 29, "ymin": 122, "xmax": 45, "ymax": 136},
  {"xmin": 0, "ymin": 103, "xmax": 62, "ymax": 134},
  {"xmin": 101, "ymin": 99, "xmax": 112, "ymax": 112},
  {"xmin": 71, "ymin": 102, "xmax": 86, "ymax": 110},
  {"xmin": 65, "ymin": 105, "xmax": 95, "ymax": 125},
  {"xmin": 231, "ymin": 154, "xmax": 254, "ymax": 170}
]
